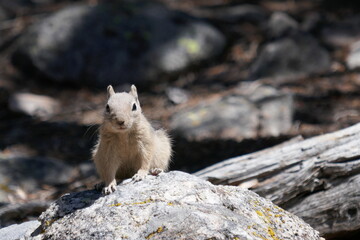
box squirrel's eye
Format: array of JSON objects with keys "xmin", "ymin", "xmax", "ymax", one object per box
[
  {"xmin": 132, "ymin": 103, "xmax": 137, "ymax": 111},
  {"xmin": 106, "ymin": 104, "xmax": 110, "ymax": 113}
]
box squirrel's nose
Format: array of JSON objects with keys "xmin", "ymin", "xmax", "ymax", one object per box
[{"xmin": 117, "ymin": 120, "xmax": 125, "ymax": 126}]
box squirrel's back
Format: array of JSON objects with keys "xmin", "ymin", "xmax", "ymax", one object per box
[{"xmin": 152, "ymin": 128, "xmax": 172, "ymax": 171}]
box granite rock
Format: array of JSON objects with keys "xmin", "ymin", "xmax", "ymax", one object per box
[{"xmin": 31, "ymin": 171, "xmax": 320, "ymax": 240}]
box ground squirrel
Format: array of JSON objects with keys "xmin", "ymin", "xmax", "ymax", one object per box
[{"xmin": 92, "ymin": 85, "xmax": 172, "ymax": 194}]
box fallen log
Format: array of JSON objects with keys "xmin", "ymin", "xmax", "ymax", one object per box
[{"xmin": 195, "ymin": 123, "xmax": 360, "ymax": 239}]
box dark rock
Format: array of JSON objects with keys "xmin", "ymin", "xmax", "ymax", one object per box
[
  {"xmin": 0, "ymin": 157, "xmax": 74, "ymax": 195},
  {"xmin": 0, "ymin": 6, "xmax": 9, "ymax": 21},
  {"xmin": 0, "ymin": 220, "xmax": 40, "ymax": 240},
  {"xmin": 301, "ymin": 12, "xmax": 322, "ymax": 33},
  {"xmin": 32, "ymin": 171, "xmax": 320, "ymax": 240},
  {"xmin": 0, "ymin": 86, "xmax": 9, "ymax": 106},
  {"xmin": 0, "ymin": 0, "xmax": 33, "ymax": 16},
  {"xmin": 170, "ymin": 85, "xmax": 293, "ymax": 140},
  {"xmin": 250, "ymin": 34, "xmax": 331, "ymax": 81},
  {"xmin": 267, "ymin": 12, "xmax": 299, "ymax": 39},
  {"xmin": 321, "ymin": 15, "xmax": 360, "ymax": 47},
  {"xmin": 194, "ymin": 4, "xmax": 267, "ymax": 23},
  {"xmin": 12, "ymin": 2, "xmax": 225, "ymax": 87}
]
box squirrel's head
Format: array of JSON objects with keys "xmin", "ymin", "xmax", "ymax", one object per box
[{"xmin": 103, "ymin": 85, "xmax": 142, "ymax": 133}]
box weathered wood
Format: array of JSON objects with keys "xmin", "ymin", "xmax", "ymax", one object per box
[{"xmin": 195, "ymin": 123, "xmax": 360, "ymax": 238}]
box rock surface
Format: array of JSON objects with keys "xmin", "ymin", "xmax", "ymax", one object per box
[
  {"xmin": 0, "ymin": 220, "xmax": 40, "ymax": 240},
  {"xmin": 12, "ymin": 1, "xmax": 225, "ymax": 87},
  {"xmin": 250, "ymin": 34, "xmax": 330, "ymax": 80},
  {"xmin": 267, "ymin": 12, "xmax": 299, "ymax": 38},
  {"xmin": 31, "ymin": 171, "xmax": 320, "ymax": 240},
  {"xmin": 170, "ymin": 84, "xmax": 293, "ymax": 140}
]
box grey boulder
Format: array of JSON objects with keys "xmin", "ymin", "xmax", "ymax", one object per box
[
  {"xmin": 171, "ymin": 94, "xmax": 259, "ymax": 140},
  {"xmin": 266, "ymin": 12, "xmax": 299, "ymax": 38},
  {"xmin": 250, "ymin": 33, "xmax": 330, "ymax": 81},
  {"xmin": 170, "ymin": 85, "xmax": 293, "ymax": 140},
  {"xmin": 12, "ymin": 1, "xmax": 225, "ymax": 87},
  {"xmin": 31, "ymin": 171, "xmax": 320, "ymax": 240}
]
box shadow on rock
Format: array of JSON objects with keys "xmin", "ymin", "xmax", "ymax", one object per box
[{"xmin": 40, "ymin": 189, "xmax": 102, "ymax": 225}]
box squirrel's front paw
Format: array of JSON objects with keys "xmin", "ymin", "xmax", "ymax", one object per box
[
  {"xmin": 102, "ymin": 180, "xmax": 117, "ymax": 195},
  {"xmin": 150, "ymin": 168, "xmax": 163, "ymax": 176},
  {"xmin": 132, "ymin": 170, "xmax": 148, "ymax": 182}
]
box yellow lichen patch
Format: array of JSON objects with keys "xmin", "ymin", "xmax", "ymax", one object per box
[
  {"xmin": 251, "ymin": 200, "xmax": 260, "ymax": 206},
  {"xmin": 145, "ymin": 226, "xmax": 164, "ymax": 239},
  {"xmin": 178, "ymin": 38, "xmax": 200, "ymax": 54},
  {"xmin": 255, "ymin": 210, "xmax": 264, "ymax": 217},
  {"xmin": 265, "ymin": 207, "xmax": 272, "ymax": 213},
  {"xmin": 45, "ymin": 219, "xmax": 56, "ymax": 227},
  {"xmin": 43, "ymin": 218, "xmax": 59, "ymax": 231},
  {"xmin": 274, "ymin": 205, "xmax": 285, "ymax": 212},
  {"xmin": 247, "ymin": 224, "xmax": 257, "ymax": 230},
  {"xmin": 131, "ymin": 198, "xmax": 154, "ymax": 205},
  {"xmin": 268, "ymin": 227, "xmax": 280, "ymax": 240},
  {"xmin": 256, "ymin": 208, "xmax": 277, "ymax": 224},
  {"xmin": 187, "ymin": 109, "xmax": 208, "ymax": 127},
  {"xmin": 0, "ymin": 183, "xmax": 13, "ymax": 193},
  {"xmin": 145, "ymin": 232, "xmax": 155, "ymax": 239},
  {"xmin": 110, "ymin": 198, "xmax": 155, "ymax": 207},
  {"xmin": 109, "ymin": 203, "xmax": 122, "ymax": 207},
  {"xmin": 167, "ymin": 202, "xmax": 174, "ymax": 206},
  {"xmin": 254, "ymin": 209, "xmax": 284, "ymax": 240}
]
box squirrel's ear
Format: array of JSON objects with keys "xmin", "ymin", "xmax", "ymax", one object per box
[
  {"xmin": 130, "ymin": 85, "xmax": 138, "ymax": 98},
  {"xmin": 107, "ymin": 85, "xmax": 115, "ymax": 98}
]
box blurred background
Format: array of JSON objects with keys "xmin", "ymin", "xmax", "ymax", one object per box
[{"xmin": 1, "ymin": 0, "xmax": 360, "ymax": 232}]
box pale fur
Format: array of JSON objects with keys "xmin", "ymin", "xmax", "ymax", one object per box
[{"xmin": 92, "ymin": 85, "xmax": 172, "ymax": 194}]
